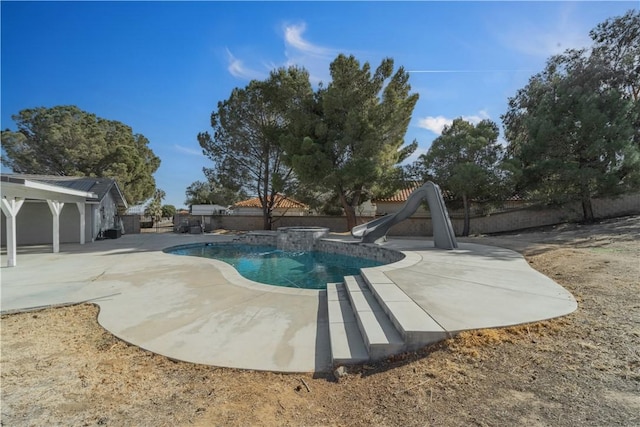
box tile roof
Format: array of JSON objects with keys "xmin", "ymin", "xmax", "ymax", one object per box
[
  {"xmin": 374, "ymin": 182, "xmax": 422, "ymax": 202},
  {"xmin": 375, "ymin": 181, "xmax": 527, "ymax": 203},
  {"xmin": 233, "ymin": 194, "xmax": 308, "ymax": 209},
  {"xmin": 375, "ymin": 181, "xmax": 457, "ymax": 203}
]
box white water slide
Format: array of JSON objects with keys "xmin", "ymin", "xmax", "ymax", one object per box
[{"xmin": 351, "ymin": 181, "xmax": 458, "ymax": 249}]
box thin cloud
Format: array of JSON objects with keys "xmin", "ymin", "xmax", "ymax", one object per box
[
  {"xmin": 224, "ymin": 22, "xmax": 338, "ymax": 84},
  {"xmin": 284, "ymin": 23, "xmax": 335, "ymax": 58},
  {"xmin": 174, "ymin": 144, "xmax": 204, "ymax": 157},
  {"xmin": 282, "ymin": 22, "xmax": 339, "ymax": 84},
  {"xmin": 226, "ymin": 48, "xmax": 266, "ymax": 80},
  {"xmin": 417, "ymin": 110, "xmax": 491, "ymax": 136}
]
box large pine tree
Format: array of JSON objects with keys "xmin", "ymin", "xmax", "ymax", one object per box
[
  {"xmin": 286, "ymin": 54, "xmax": 418, "ymax": 230},
  {"xmin": 1, "ymin": 105, "xmax": 160, "ymax": 204}
]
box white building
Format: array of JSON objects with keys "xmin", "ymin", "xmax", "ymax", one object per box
[
  {"xmin": 191, "ymin": 204, "xmax": 229, "ymax": 215},
  {"xmin": 1, "ymin": 174, "xmax": 128, "ymax": 266}
]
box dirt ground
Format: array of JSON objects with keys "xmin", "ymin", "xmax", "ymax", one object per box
[{"xmin": 2, "ymin": 215, "xmax": 639, "ymax": 426}]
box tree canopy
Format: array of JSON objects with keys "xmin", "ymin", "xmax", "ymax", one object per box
[
  {"xmin": 502, "ymin": 11, "xmax": 640, "ymax": 221},
  {"xmin": 590, "ymin": 9, "xmax": 640, "ymax": 103},
  {"xmin": 161, "ymin": 204, "xmax": 176, "ymax": 218},
  {"xmin": 286, "ymin": 54, "xmax": 418, "ymax": 229},
  {"xmin": 1, "ymin": 105, "xmax": 160, "ymax": 204},
  {"xmin": 589, "ymin": 10, "xmax": 640, "ymax": 148},
  {"xmin": 198, "ymin": 67, "xmax": 313, "ymax": 229},
  {"xmin": 184, "ymin": 179, "xmax": 245, "ymax": 207},
  {"xmin": 417, "ymin": 118, "xmax": 504, "ymax": 236},
  {"xmin": 145, "ymin": 189, "xmax": 165, "ymax": 223}
]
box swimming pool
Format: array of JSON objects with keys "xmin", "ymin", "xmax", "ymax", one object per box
[{"xmin": 165, "ymin": 243, "xmax": 384, "ymax": 290}]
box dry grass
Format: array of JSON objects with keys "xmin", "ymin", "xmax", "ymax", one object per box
[{"xmin": 2, "ymin": 216, "xmax": 639, "ymax": 426}]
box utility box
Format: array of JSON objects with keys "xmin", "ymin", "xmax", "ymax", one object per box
[{"xmin": 104, "ymin": 229, "xmax": 121, "ymax": 239}]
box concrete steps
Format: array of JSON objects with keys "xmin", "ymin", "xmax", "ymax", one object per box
[
  {"xmin": 326, "ymin": 283, "xmax": 369, "ymax": 365},
  {"xmin": 343, "ymin": 275, "xmax": 404, "ymax": 360},
  {"xmin": 360, "ymin": 269, "xmax": 448, "ymax": 350},
  {"xmin": 327, "ymin": 271, "xmax": 448, "ymax": 367}
]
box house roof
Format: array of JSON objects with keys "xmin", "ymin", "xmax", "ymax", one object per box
[
  {"xmin": 375, "ymin": 181, "xmax": 456, "ymax": 203},
  {"xmin": 232, "ymin": 194, "xmax": 308, "ymax": 210},
  {"xmin": 374, "ymin": 181, "xmax": 422, "ymax": 203},
  {"xmin": 1, "ymin": 174, "xmax": 128, "ymax": 209},
  {"xmin": 375, "ymin": 181, "xmax": 528, "ymax": 204},
  {"xmin": 1, "ymin": 175, "xmax": 98, "ymax": 204}
]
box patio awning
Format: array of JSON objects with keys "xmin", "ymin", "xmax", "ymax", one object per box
[{"xmin": 1, "ymin": 176, "xmax": 97, "ymax": 267}]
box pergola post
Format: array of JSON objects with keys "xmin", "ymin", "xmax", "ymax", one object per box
[
  {"xmin": 46, "ymin": 200, "xmax": 64, "ymax": 253},
  {"xmin": 76, "ymin": 202, "xmax": 86, "ymax": 244},
  {"xmin": 1, "ymin": 197, "xmax": 25, "ymax": 267}
]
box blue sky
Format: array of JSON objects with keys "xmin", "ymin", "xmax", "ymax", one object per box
[{"xmin": 1, "ymin": 1, "xmax": 636, "ymax": 208}]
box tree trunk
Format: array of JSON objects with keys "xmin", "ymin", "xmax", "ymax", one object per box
[
  {"xmin": 580, "ymin": 176, "xmax": 594, "ymax": 223},
  {"xmin": 581, "ymin": 197, "xmax": 594, "ymax": 223},
  {"xmin": 342, "ymin": 202, "xmax": 357, "ymax": 231},
  {"xmin": 462, "ymin": 193, "xmax": 470, "ymax": 237},
  {"xmin": 339, "ymin": 192, "xmax": 358, "ymax": 231},
  {"xmin": 262, "ymin": 212, "xmax": 271, "ymax": 230},
  {"xmin": 261, "ymin": 193, "xmax": 272, "ymax": 230}
]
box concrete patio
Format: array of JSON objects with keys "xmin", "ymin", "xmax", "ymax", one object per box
[{"xmin": 1, "ymin": 232, "xmax": 577, "ymax": 373}]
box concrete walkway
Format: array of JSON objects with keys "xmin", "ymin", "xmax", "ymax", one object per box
[{"xmin": 1, "ymin": 232, "xmax": 577, "ymax": 373}]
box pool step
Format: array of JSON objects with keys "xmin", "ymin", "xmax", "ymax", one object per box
[
  {"xmin": 343, "ymin": 275, "xmax": 404, "ymax": 361},
  {"xmin": 326, "ymin": 283, "xmax": 369, "ymax": 366},
  {"xmin": 360, "ymin": 269, "xmax": 448, "ymax": 349},
  {"xmin": 327, "ymin": 272, "xmax": 450, "ymax": 366}
]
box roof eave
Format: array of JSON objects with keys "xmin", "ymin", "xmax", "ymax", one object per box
[{"xmin": 1, "ymin": 176, "xmax": 98, "ymax": 202}]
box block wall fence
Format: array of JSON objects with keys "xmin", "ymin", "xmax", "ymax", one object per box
[
  {"xmin": 204, "ymin": 192, "xmax": 639, "ymax": 236},
  {"xmin": 120, "ymin": 215, "xmax": 141, "ymax": 234}
]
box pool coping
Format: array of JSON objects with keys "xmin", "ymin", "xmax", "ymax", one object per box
[{"xmin": 161, "ymin": 240, "xmax": 422, "ymax": 296}]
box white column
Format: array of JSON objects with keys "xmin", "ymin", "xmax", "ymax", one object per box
[
  {"xmin": 46, "ymin": 200, "xmax": 64, "ymax": 253},
  {"xmin": 1, "ymin": 197, "xmax": 25, "ymax": 267},
  {"xmin": 76, "ymin": 202, "xmax": 85, "ymax": 244}
]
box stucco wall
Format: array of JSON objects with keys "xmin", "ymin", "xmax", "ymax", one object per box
[
  {"xmin": 0, "ymin": 201, "xmax": 94, "ymax": 245},
  {"xmin": 214, "ymin": 215, "xmax": 265, "ymax": 231},
  {"xmin": 375, "ymin": 201, "xmax": 429, "ymax": 217},
  {"xmin": 454, "ymin": 192, "xmax": 640, "ymax": 235},
  {"xmin": 232, "ymin": 207, "xmax": 308, "ymax": 216},
  {"xmin": 0, "ymin": 191, "xmax": 127, "ymax": 246}
]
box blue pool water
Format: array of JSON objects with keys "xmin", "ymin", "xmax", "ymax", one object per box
[{"xmin": 165, "ymin": 243, "xmax": 383, "ymax": 290}]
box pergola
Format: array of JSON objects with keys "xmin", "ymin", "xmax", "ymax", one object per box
[{"xmin": 1, "ymin": 176, "xmax": 97, "ymax": 267}]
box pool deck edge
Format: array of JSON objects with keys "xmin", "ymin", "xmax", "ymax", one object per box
[{"xmin": 1, "ymin": 232, "xmax": 577, "ymax": 373}]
